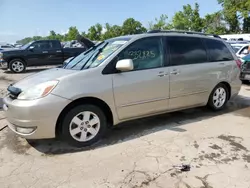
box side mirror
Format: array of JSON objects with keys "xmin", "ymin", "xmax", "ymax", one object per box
[
  {"xmin": 116, "ymin": 59, "xmax": 134, "ymax": 72},
  {"xmin": 29, "ymin": 46, "xmax": 34, "ymax": 51},
  {"xmin": 242, "ymin": 49, "xmax": 249, "ymax": 54}
]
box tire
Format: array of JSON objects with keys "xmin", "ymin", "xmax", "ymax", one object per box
[
  {"xmin": 9, "ymin": 59, "xmax": 26, "ymax": 73},
  {"xmin": 61, "ymin": 104, "xmax": 108, "ymax": 147},
  {"xmin": 207, "ymin": 83, "xmax": 229, "ymax": 111}
]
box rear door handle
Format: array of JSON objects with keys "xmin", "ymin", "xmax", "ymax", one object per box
[
  {"xmin": 219, "ymin": 62, "xmax": 225, "ymax": 65},
  {"xmin": 56, "ymin": 50, "xmax": 62, "ymax": 53},
  {"xmin": 42, "ymin": 51, "xmax": 48, "ymax": 53},
  {"xmin": 170, "ymin": 70, "xmax": 180, "ymax": 75}
]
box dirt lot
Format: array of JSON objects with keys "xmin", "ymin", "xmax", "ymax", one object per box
[{"xmin": 1, "ymin": 68, "xmax": 250, "ymax": 188}]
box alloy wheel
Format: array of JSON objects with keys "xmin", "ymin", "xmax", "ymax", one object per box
[
  {"xmin": 213, "ymin": 87, "xmax": 226, "ymax": 108},
  {"xmin": 69, "ymin": 111, "xmax": 100, "ymax": 142}
]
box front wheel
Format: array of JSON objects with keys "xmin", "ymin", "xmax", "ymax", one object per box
[
  {"xmin": 207, "ymin": 84, "xmax": 228, "ymax": 111},
  {"xmin": 61, "ymin": 104, "xmax": 108, "ymax": 147},
  {"xmin": 9, "ymin": 59, "xmax": 26, "ymax": 73}
]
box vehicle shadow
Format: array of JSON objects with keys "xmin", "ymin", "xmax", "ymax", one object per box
[{"xmin": 27, "ymin": 94, "xmax": 250, "ymax": 155}]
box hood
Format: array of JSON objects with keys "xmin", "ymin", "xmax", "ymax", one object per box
[
  {"xmin": 13, "ymin": 68, "xmax": 78, "ymax": 91},
  {"xmin": 2, "ymin": 48, "xmax": 25, "ymax": 54}
]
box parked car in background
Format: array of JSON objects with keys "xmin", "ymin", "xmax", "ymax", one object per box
[
  {"xmin": 3, "ymin": 31, "xmax": 241, "ymax": 147},
  {"xmin": 240, "ymin": 54, "xmax": 250, "ymax": 83},
  {"xmin": 235, "ymin": 44, "xmax": 250, "ymax": 58},
  {"xmin": 0, "ymin": 39, "xmax": 94, "ymax": 73},
  {"xmin": 13, "ymin": 44, "xmax": 23, "ymax": 48},
  {"xmin": 220, "ymin": 33, "xmax": 250, "ymax": 41},
  {"xmin": 227, "ymin": 41, "xmax": 250, "ymax": 57},
  {"xmin": 0, "ymin": 43, "xmax": 16, "ymax": 51}
]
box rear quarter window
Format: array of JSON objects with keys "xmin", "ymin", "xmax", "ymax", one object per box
[
  {"xmin": 204, "ymin": 39, "xmax": 234, "ymax": 62},
  {"xmin": 52, "ymin": 41, "xmax": 62, "ymax": 49}
]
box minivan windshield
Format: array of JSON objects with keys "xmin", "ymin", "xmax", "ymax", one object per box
[{"xmin": 64, "ymin": 38, "xmax": 130, "ymax": 70}]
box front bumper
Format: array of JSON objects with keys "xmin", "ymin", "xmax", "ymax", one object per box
[
  {"xmin": 3, "ymin": 94, "xmax": 71, "ymax": 139},
  {"xmin": 0, "ymin": 60, "xmax": 8, "ymax": 69}
]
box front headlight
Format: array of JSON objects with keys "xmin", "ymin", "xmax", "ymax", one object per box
[{"xmin": 17, "ymin": 80, "xmax": 59, "ymax": 100}]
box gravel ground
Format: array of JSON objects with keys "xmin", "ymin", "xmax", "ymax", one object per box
[{"xmin": 1, "ymin": 68, "xmax": 250, "ymax": 187}]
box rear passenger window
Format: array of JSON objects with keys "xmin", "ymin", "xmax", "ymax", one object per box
[
  {"xmin": 52, "ymin": 41, "xmax": 62, "ymax": 49},
  {"xmin": 167, "ymin": 37, "xmax": 207, "ymax": 66},
  {"xmin": 204, "ymin": 39, "xmax": 234, "ymax": 62}
]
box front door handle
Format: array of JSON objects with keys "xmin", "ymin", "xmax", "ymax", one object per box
[
  {"xmin": 157, "ymin": 71, "xmax": 168, "ymax": 77},
  {"xmin": 56, "ymin": 50, "xmax": 62, "ymax": 53},
  {"xmin": 42, "ymin": 51, "xmax": 48, "ymax": 53},
  {"xmin": 170, "ymin": 70, "xmax": 180, "ymax": 75}
]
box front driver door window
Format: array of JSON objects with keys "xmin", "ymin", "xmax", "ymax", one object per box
[
  {"xmin": 28, "ymin": 41, "xmax": 53, "ymax": 66},
  {"xmin": 112, "ymin": 37, "xmax": 170, "ymax": 120},
  {"xmin": 118, "ymin": 37, "xmax": 163, "ymax": 70}
]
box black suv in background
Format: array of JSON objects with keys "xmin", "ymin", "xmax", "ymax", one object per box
[{"xmin": 0, "ymin": 38, "xmax": 94, "ymax": 73}]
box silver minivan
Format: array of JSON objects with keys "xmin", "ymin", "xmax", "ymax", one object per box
[{"xmin": 3, "ymin": 31, "xmax": 242, "ymax": 147}]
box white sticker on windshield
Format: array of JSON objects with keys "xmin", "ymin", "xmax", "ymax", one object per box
[{"xmin": 112, "ymin": 40, "xmax": 127, "ymax": 45}]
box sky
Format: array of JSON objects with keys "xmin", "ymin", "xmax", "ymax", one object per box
[{"xmin": 0, "ymin": 0, "xmax": 222, "ymax": 43}]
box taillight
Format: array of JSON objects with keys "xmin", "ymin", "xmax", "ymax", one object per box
[{"xmin": 235, "ymin": 59, "xmax": 242, "ymax": 69}]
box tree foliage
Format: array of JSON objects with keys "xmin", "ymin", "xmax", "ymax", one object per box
[
  {"xmin": 171, "ymin": 3, "xmax": 204, "ymax": 32},
  {"xmin": 218, "ymin": 0, "xmax": 250, "ymax": 33},
  {"xmin": 149, "ymin": 14, "xmax": 171, "ymax": 30},
  {"xmin": 203, "ymin": 12, "xmax": 228, "ymax": 34},
  {"xmin": 16, "ymin": 1, "xmax": 250, "ymax": 45}
]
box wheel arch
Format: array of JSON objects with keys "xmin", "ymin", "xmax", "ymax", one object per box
[
  {"xmin": 8, "ymin": 57, "xmax": 27, "ymax": 68},
  {"xmin": 219, "ymin": 81, "xmax": 231, "ymax": 100},
  {"xmin": 55, "ymin": 97, "xmax": 114, "ymax": 137}
]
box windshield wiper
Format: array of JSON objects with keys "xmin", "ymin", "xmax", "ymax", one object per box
[
  {"xmin": 83, "ymin": 41, "xmax": 105, "ymax": 55},
  {"xmin": 81, "ymin": 42, "xmax": 108, "ymax": 70},
  {"xmin": 68, "ymin": 41, "xmax": 106, "ymax": 69}
]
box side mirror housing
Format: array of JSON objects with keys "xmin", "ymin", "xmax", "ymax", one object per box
[
  {"xmin": 116, "ymin": 59, "xmax": 134, "ymax": 72},
  {"xmin": 29, "ymin": 46, "xmax": 34, "ymax": 51}
]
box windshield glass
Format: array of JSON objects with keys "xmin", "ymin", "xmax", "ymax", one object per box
[
  {"xmin": 64, "ymin": 38, "xmax": 130, "ymax": 70},
  {"xmin": 21, "ymin": 42, "xmax": 33, "ymax": 49}
]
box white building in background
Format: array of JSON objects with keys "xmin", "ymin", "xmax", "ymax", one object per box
[{"xmin": 220, "ymin": 33, "xmax": 250, "ymax": 41}]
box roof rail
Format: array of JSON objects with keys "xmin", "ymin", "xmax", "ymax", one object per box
[{"xmin": 147, "ymin": 30, "xmax": 221, "ymax": 39}]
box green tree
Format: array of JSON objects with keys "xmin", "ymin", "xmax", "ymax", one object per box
[
  {"xmin": 171, "ymin": 3, "xmax": 204, "ymax": 32},
  {"xmin": 66, "ymin": 26, "xmax": 80, "ymax": 41},
  {"xmin": 203, "ymin": 12, "xmax": 228, "ymax": 34},
  {"xmin": 243, "ymin": 17, "xmax": 250, "ymax": 33},
  {"xmin": 102, "ymin": 23, "xmax": 123, "ymax": 40},
  {"xmin": 217, "ymin": 0, "xmax": 250, "ymax": 33},
  {"xmin": 122, "ymin": 18, "xmax": 147, "ymax": 35},
  {"xmin": 47, "ymin": 30, "xmax": 57, "ymax": 40},
  {"xmin": 149, "ymin": 14, "xmax": 172, "ymax": 30},
  {"xmin": 16, "ymin": 37, "xmax": 33, "ymax": 45},
  {"xmin": 86, "ymin": 23, "xmax": 103, "ymax": 41}
]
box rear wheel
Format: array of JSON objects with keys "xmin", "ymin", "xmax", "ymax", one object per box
[
  {"xmin": 9, "ymin": 59, "xmax": 26, "ymax": 73},
  {"xmin": 61, "ymin": 104, "xmax": 108, "ymax": 147},
  {"xmin": 207, "ymin": 83, "xmax": 228, "ymax": 111}
]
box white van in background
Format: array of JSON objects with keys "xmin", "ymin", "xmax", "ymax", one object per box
[{"xmin": 220, "ymin": 34, "xmax": 250, "ymax": 41}]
